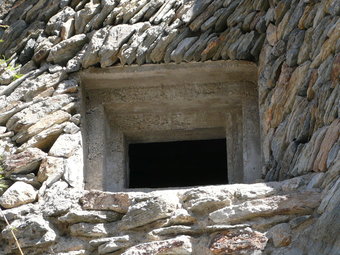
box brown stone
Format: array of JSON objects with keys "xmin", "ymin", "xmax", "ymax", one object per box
[
  {"xmin": 80, "ymin": 191, "xmax": 130, "ymax": 213},
  {"xmin": 3, "ymin": 148, "xmax": 47, "ymax": 175},
  {"xmin": 331, "ymin": 54, "xmax": 340, "ymax": 87},
  {"xmin": 209, "ymin": 228, "xmax": 267, "ymax": 255},
  {"xmin": 266, "ymin": 23, "xmax": 277, "ymax": 46},
  {"xmin": 313, "ymin": 119, "xmax": 340, "ymax": 172}
]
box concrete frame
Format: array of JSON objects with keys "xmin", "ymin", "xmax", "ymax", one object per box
[{"xmin": 80, "ymin": 61, "xmax": 262, "ymax": 191}]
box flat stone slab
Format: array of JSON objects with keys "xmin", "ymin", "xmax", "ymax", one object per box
[{"xmin": 80, "ymin": 190, "xmax": 130, "ymax": 213}]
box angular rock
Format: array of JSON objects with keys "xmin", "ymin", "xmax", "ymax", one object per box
[
  {"xmin": 80, "ymin": 191, "xmax": 130, "ymax": 213},
  {"xmin": 8, "ymin": 173, "xmax": 41, "ymax": 189},
  {"xmin": 46, "ymin": 6, "xmax": 76, "ymax": 36},
  {"xmin": 37, "ymin": 156, "xmax": 64, "ymax": 183},
  {"xmin": 3, "ymin": 148, "xmax": 46, "ymax": 175},
  {"xmin": 171, "ymin": 36, "xmax": 198, "ymax": 63},
  {"xmin": 119, "ymin": 197, "xmax": 176, "ymax": 230},
  {"xmin": 209, "ymin": 227, "xmax": 268, "ymax": 255},
  {"xmin": 8, "ymin": 70, "xmax": 67, "ymax": 102},
  {"xmin": 47, "ymin": 34, "xmax": 88, "ymax": 65},
  {"xmin": 63, "ymin": 146, "xmax": 84, "ymax": 189},
  {"xmin": 17, "ymin": 123, "xmax": 66, "ymax": 152},
  {"xmin": 60, "ymin": 18, "xmax": 75, "ymax": 40},
  {"xmin": 14, "ymin": 110, "xmax": 70, "ymax": 144},
  {"xmin": 59, "ymin": 210, "xmax": 122, "ymax": 224},
  {"xmin": 49, "ymin": 132, "xmax": 82, "ymax": 158},
  {"xmin": 82, "ymin": 27, "xmax": 109, "ymax": 68},
  {"xmin": 74, "ymin": 2, "xmax": 101, "ymax": 34},
  {"xmin": 2, "ymin": 215, "xmax": 57, "ymax": 250},
  {"xmin": 99, "ymin": 24, "xmax": 136, "ymax": 67},
  {"xmin": 121, "ymin": 235, "xmax": 192, "ymax": 255},
  {"xmin": 70, "ymin": 222, "xmax": 117, "ymax": 238},
  {"xmin": 6, "ymin": 94, "xmax": 73, "ymax": 133},
  {"xmin": 97, "ymin": 235, "xmax": 131, "ymax": 254},
  {"xmin": 313, "ymin": 119, "xmax": 340, "ymax": 172},
  {"xmin": 209, "ymin": 192, "xmax": 321, "ymax": 224},
  {"xmin": 0, "ymin": 181, "xmax": 37, "ymax": 209},
  {"xmin": 267, "ymin": 223, "xmax": 292, "ymax": 247}
]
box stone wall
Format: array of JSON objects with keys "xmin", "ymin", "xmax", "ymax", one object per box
[{"xmin": 0, "ymin": 0, "xmax": 339, "ymax": 254}]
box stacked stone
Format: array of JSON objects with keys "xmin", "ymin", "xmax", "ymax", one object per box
[
  {"xmin": 0, "ymin": 175, "xmax": 325, "ymax": 255},
  {"xmin": 0, "ymin": 0, "xmax": 339, "ymax": 254}
]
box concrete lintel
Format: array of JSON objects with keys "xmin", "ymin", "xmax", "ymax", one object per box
[{"xmin": 80, "ymin": 61, "xmax": 257, "ymax": 89}]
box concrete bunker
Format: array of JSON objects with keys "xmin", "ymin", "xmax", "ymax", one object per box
[{"xmin": 81, "ymin": 61, "xmax": 262, "ymax": 191}]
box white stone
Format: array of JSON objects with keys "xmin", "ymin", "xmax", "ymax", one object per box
[
  {"xmin": 0, "ymin": 181, "xmax": 37, "ymax": 209},
  {"xmin": 64, "ymin": 146, "xmax": 84, "ymax": 189},
  {"xmin": 49, "ymin": 132, "xmax": 82, "ymax": 157},
  {"xmin": 121, "ymin": 235, "xmax": 192, "ymax": 255}
]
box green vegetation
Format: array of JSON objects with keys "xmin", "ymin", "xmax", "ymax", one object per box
[
  {"xmin": 0, "ymin": 157, "xmax": 8, "ymax": 191},
  {"xmin": 0, "ymin": 39, "xmax": 23, "ymax": 81}
]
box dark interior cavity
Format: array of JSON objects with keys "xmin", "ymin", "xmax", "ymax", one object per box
[{"xmin": 128, "ymin": 139, "xmax": 228, "ymax": 188}]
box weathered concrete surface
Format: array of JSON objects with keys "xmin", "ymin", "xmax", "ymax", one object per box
[{"xmin": 82, "ymin": 61, "xmax": 261, "ymax": 191}]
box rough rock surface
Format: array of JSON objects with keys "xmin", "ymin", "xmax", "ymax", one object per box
[{"xmin": 0, "ymin": 0, "xmax": 339, "ymax": 255}]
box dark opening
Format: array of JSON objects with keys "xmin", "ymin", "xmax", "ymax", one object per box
[{"xmin": 128, "ymin": 139, "xmax": 228, "ymax": 188}]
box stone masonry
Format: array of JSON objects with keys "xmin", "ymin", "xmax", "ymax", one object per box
[{"xmin": 0, "ymin": 0, "xmax": 339, "ymax": 254}]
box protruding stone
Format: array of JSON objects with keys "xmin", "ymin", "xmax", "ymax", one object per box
[
  {"xmin": 209, "ymin": 227, "xmax": 268, "ymax": 254},
  {"xmin": 37, "ymin": 156, "xmax": 64, "ymax": 183},
  {"xmin": 80, "ymin": 191, "xmax": 130, "ymax": 213},
  {"xmin": 267, "ymin": 223, "xmax": 292, "ymax": 247},
  {"xmin": 47, "ymin": 34, "xmax": 88, "ymax": 65},
  {"xmin": 121, "ymin": 235, "xmax": 192, "ymax": 255},
  {"xmin": 0, "ymin": 181, "xmax": 37, "ymax": 208},
  {"xmin": 59, "ymin": 210, "xmax": 122, "ymax": 224},
  {"xmin": 1, "ymin": 215, "xmax": 57, "ymax": 249},
  {"xmin": 3, "ymin": 148, "xmax": 47, "ymax": 175},
  {"xmin": 119, "ymin": 197, "xmax": 176, "ymax": 230},
  {"xmin": 209, "ymin": 192, "xmax": 321, "ymax": 224},
  {"xmin": 49, "ymin": 132, "xmax": 82, "ymax": 158}
]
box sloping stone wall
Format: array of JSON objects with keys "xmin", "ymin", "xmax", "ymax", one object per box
[{"xmin": 0, "ymin": 0, "xmax": 339, "ymax": 254}]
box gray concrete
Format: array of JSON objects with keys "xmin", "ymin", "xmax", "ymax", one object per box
[{"xmin": 80, "ymin": 61, "xmax": 262, "ymax": 191}]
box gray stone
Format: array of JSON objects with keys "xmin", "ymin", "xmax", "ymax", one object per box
[
  {"xmin": 14, "ymin": 110, "xmax": 70, "ymax": 144},
  {"xmin": 119, "ymin": 197, "xmax": 176, "ymax": 230},
  {"xmin": 74, "ymin": 2, "xmax": 101, "ymax": 34},
  {"xmin": 49, "ymin": 132, "xmax": 82, "ymax": 158},
  {"xmin": 8, "ymin": 173, "xmax": 40, "ymax": 188},
  {"xmin": 46, "ymin": 7, "xmax": 76, "ymax": 36},
  {"xmin": 236, "ymin": 31, "xmax": 257, "ymax": 59},
  {"xmin": 99, "ymin": 24, "xmax": 136, "ymax": 67},
  {"xmin": 19, "ymin": 38, "xmax": 36, "ymax": 64},
  {"xmin": 7, "ymin": 70, "xmax": 67, "ymax": 103},
  {"xmin": 267, "ymin": 223, "xmax": 292, "ymax": 247},
  {"xmin": 122, "ymin": 235, "xmax": 192, "ymax": 255},
  {"xmin": 70, "ymin": 222, "xmax": 117, "ymax": 238},
  {"xmin": 209, "ymin": 192, "xmax": 321, "ymax": 224},
  {"xmin": 6, "ymin": 94, "xmax": 72, "ymax": 133},
  {"xmin": 37, "ymin": 156, "xmax": 64, "ymax": 183},
  {"xmin": 0, "ymin": 181, "xmax": 37, "ymax": 208},
  {"xmin": 59, "ymin": 210, "xmax": 122, "ymax": 224},
  {"xmin": 47, "ymin": 34, "xmax": 88, "ymax": 65},
  {"xmin": 17, "ymin": 123, "xmax": 66, "ymax": 152},
  {"xmin": 1, "ymin": 215, "xmax": 57, "ymax": 250},
  {"xmin": 82, "ymin": 27, "xmax": 109, "ymax": 68},
  {"xmin": 97, "ymin": 235, "xmax": 131, "ymax": 254},
  {"xmin": 3, "ymin": 147, "xmax": 46, "ymax": 175},
  {"xmin": 150, "ymin": 29, "xmax": 178, "ymax": 63},
  {"xmin": 63, "ymin": 145, "xmax": 84, "ymax": 189},
  {"xmin": 119, "ymin": 22, "xmax": 151, "ymax": 65},
  {"xmin": 171, "ymin": 36, "xmax": 198, "ymax": 63},
  {"xmin": 80, "ymin": 191, "xmax": 130, "ymax": 213}
]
